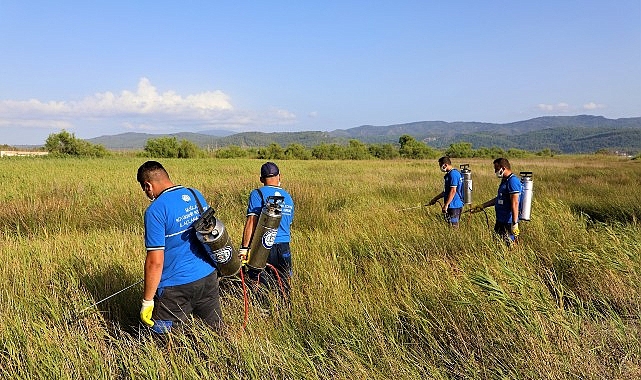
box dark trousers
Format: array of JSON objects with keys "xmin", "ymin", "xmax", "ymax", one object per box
[
  {"xmin": 494, "ymin": 222, "xmax": 516, "ymax": 245},
  {"xmin": 152, "ymin": 271, "xmax": 222, "ymax": 333},
  {"xmin": 445, "ymin": 207, "xmax": 462, "ymax": 225},
  {"xmin": 247, "ymin": 242, "xmax": 291, "ymax": 298}
]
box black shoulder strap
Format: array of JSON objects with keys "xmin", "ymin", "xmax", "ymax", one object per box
[
  {"xmin": 187, "ymin": 188, "xmax": 204, "ymax": 213},
  {"xmin": 255, "ymin": 188, "xmax": 265, "ymax": 208}
]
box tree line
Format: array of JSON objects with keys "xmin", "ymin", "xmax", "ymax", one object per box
[{"xmin": 39, "ymin": 130, "xmax": 585, "ymax": 160}]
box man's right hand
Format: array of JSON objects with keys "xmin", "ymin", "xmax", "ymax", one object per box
[
  {"xmin": 471, "ymin": 204, "xmax": 484, "ymax": 213},
  {"xmin": 239, "ymin": 247, "xmax": 249, "ymax": 265},
  {"xmin": 140, "ymin": 299, "xmax": 154, "ymax": 327}
]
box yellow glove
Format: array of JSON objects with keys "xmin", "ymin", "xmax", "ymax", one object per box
[
  {"xmin": 239, "ymin": 248, "xmax": 249, "ymax": 265},
  {"xmin": 471, "ymin": 204, "xmax": 484, "ymax": 213},
  {"xmin": 140, "ymin": 299, "xmax": 154, "ymax": 327},
  {"xmin": 511, "ymin": 222, "xmax": 520, "ymax": 237}
]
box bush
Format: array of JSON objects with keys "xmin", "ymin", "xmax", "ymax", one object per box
[
  {"xmin": 214, "ymin": 145, "xmax": 250, "ymax": 159},
  {"xmin": 142, "ymin": 137, "xmax": 201, "ymax": 158},
  {"xmin": 257, "ymin": 143, "xmax": 286, "ymax": 160},
  {"xmin": 398, "ymin": 134, "xmax": 439, "ymax": 159},
  {"xmin": 312, "ymin": 143, "xmax": 347, "ymax": 160},
  {"xmin": 474, "ymin": 146, "xmax": 505, "ymax": 158},
  {"xmin": 45, "ymin": 130, "xmax": 110, "ymax": 157},
  {"xmin": 506, "ymin": 148, "xmax": 528, "ymax": 158},
  {"xmin": 369, "ymin": 143, "xmax": 399, "ymax": 159},
  {"xmin": 445, "ymin": 142, "xmax": 474, "ymax": 158},
  {"xmin": 284, "ymin": 144, "xmax": 312, "ymax": 160},
  {"xmin": 345, "ymin": 140, "xmax": 372, "ymax": 160}
]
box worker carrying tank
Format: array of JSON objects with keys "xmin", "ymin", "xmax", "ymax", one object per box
[
  {"xmin": 240, "ymin": 162, "xmax": 295, "ymax": 300},
  {"xmin": 427, "ymin": 156, "xmax": 465, "ymax": 228},
  {"xmin": 471, "ymin": 157, "xmax": 524, "ymax": 246}
]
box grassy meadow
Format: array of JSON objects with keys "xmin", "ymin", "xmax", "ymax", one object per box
[{"xmin": 0, "ymin": 156, "xmax": 639, "ymax": 379}]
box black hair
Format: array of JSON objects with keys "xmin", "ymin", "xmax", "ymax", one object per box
[
  {"xmin": 492, "ymin": 157, "xmax": 511, "ymax": 169},
  {"xmin": 438, "ymin": 156, "xmax": 452, "ymax": 166},
  {"xmin": 137, "ymin": 161, "xmax": 168, "ymax": 184}
]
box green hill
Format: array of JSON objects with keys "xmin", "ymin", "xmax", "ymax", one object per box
[{"xmin": 87, "ymin": 115, "xmax": 641, "ymax": 153}]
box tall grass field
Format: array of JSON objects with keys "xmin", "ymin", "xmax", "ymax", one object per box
[{"xmin": 0, "ymin": 156, "xmax": 639, "ymax": 379}]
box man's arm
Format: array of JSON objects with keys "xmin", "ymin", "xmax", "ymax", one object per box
[
  {"xmin": 428, "ymin": 192, "xmax": 444, "ymax": 205},
  {"xmin": 510, "ymin": 193, "xmax": 520, "ymax": 224},
  {"xmin": 143, "ymin": 249, "xmax": 164, "ymax": 300},
  {"xmin": 443, "ymin": 186, "xmax": 457, "ymax": 209},
  {"xmin": 472, "ymin": 197, "xmax": 497, "ymax": 213},
  {"xmin": 241, "ymin": 215, "xmax": 259, "ymax": 248}
]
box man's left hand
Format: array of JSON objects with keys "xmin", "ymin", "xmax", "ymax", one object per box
[{"xmin": 511, "ymin": 222, "xmax": 520, "ymax": 237}]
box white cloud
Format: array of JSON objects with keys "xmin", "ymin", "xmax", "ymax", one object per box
[
  {"xmin": 0, "ymin": 118, "xmax": 73, "ymax": 130},
  {"xmin": 0, "ymin": 77, "xmax": 297, "ymax": 138},
  {"xmin": 537, "ymin": 102, "xmax": 570, "ymax": 112},
  {"xmin": 75, "ymin": 78, "xmax": 234, "ymax": 115},
  {"xmin": 583, "ymin": 102, "xmax": 605, "ymax": 110}
]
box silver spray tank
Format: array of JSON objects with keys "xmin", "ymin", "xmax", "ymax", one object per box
[
  {"xmin": 519, "ymin": 171, "xmax": 534, "ymax": 221},
  {"xmin": 246, "ymin": 195, "xmax": 284, "ymax": 271},
  {"xmin": 460, "ymin": 164, "xmax": 473, "ymax": 205},
  {"xmin": 193, "ymin": 207, "xmax": 241, "ymax": 277}
]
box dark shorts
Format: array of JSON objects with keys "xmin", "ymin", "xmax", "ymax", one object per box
[
  {"xmin": 152, "ymin": 271, "xmax": 221, "ymax": 333},
  {"xmin": 445, "ymin": 207, "xmax": 462, "ymax": 225}
]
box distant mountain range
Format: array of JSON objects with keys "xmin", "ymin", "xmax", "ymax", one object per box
[{"xmin": 87, "ymin": 115, "xmax": 641, "ymax": 154}]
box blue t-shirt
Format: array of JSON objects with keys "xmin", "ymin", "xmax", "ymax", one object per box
[
  {"xmin": 443, "ymin": 169, "xmax": 464, "ymax": 209},
  {"xmin": 144, "ymin": 186, "xmax": 215, "ymax": 288},
  {"xmin": 495, "ymin": 174, "xmax": 522, "ymax": 224},
  {"xmin": 246, "ymin": 185, "xmax": 294, "ymax": 244}
]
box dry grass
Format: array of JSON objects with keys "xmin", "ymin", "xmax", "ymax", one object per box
[{"xmin": 0, "ymin": 155, "xmax": 639, "ymax": 379}]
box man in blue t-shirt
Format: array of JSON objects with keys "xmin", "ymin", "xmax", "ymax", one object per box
[
  {"xmin": 137, "ymin": 161, "xmax": 221, "ymax": 333},
  {"xmin": 471, "ymin": 157, "xmax": 523, "ymax": 245},
  {"xmin": 239, "ymin": 162, "xmax": 294, "ymax": 298},
  {"xmin": 428, "ymin": 156, "xmax": 464, "ymax": 227}
]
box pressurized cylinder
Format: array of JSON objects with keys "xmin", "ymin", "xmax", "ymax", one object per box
[
  {"xmin": 460, "ymin": 164, "xmax": 473, "ymax": 205},
  {"xmin": 519, "ymin": 171, "xmax": 534, "ymax": 221},
  {"xmin": 247, "ymin": 196, "xmax": 284, "ymax": 271},
  {"xmin": 194, "ymin": 208, "xmax": 241, "ymax": 277}
]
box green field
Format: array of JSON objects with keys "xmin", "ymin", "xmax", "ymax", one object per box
[{"xmin": 0, "ymin": 156, "xmax": 639, "ymax": 379}]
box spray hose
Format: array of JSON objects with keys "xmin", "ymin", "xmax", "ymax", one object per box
[
  {"xmin": 265, "ymin": 263, "xmax": 286, "ymax": 296},
  {"xmin": 77, "ymin": 278, "xmax": 144, "ymax": 315},
  {"xmin": 239, "ymin": 267, "xmax": 250, "ymax": 331},
  {"xmin": 464, "ymin": 206, "xmax": 490, "ymax": 228},
  {"xmin": 236, "ymin": 261, "xmax": 287, "ymax": 331}
]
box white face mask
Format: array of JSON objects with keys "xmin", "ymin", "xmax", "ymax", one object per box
[
  {"xmin": 495, "ymin": 167, "xmax": 505, "ymax": 178},
  {"xmin": 440, "ymin": 165, "xmax": 447, "ymax": 173}
]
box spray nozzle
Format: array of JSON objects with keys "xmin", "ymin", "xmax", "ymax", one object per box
[
  {"xmin": 520, "ymin": 171, "xmax": 533, "ymax": 179},
  {"xmin": 266, "ymin": 195, "xmax": 285, "ymax": 206},
  {"xmin": 193, "ymin": 207, "xmax": 217, "ymax": 232}
]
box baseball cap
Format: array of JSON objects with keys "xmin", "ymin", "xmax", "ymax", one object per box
[{"xmin": 260, "ymin": 162, "xmax": 279, "ymax": 178}]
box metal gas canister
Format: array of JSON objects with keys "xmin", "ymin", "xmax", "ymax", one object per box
[{"xmin": 246, "ymin": 195, "xmax": 284, "ymax": 271}]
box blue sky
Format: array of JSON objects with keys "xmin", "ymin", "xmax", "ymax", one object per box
[{"xmin": 1, "ymin": 1, "xmax": 639, "ymax": 145}]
